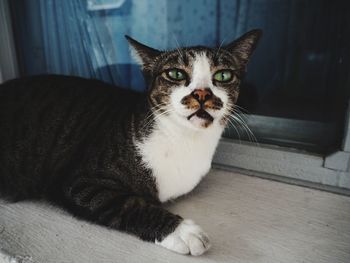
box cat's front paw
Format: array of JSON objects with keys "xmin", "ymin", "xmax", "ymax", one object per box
[{"xmin": 155, "ymin": 219, "xmax": 211, "ymax": 256}]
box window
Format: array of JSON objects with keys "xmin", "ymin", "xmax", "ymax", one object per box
[{"xmin": 7, "ymin": 0, "xmax": 350, "ymax": 192}]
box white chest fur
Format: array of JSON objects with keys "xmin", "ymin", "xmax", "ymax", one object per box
[{"xmin": 136, "ymin": 117, "xmax": 223, "ymax": 202}]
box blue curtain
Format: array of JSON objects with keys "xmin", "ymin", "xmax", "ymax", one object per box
[
  {"xmin": 10, "ymin": 0, "xmax": 350, "ymax": 107},
  {"xmin": 10, "ymin": 0, "xmax": 230, "ymax": 91},
  {"xmin": 12, "ymin": 0, "xmax": 127, "ymax": 87},
  {"xmin": 10, "ymin": 0, "xmax": 268, "ymax": 91}
]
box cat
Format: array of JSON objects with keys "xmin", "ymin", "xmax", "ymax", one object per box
[{"xmin": 0, "ymin": 29, "xmax": 261, "ymax": 256}]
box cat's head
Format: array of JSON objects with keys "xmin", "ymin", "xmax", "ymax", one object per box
[{"xmin": 126, "ymin": 30, "xmax": 262, "ymax": 130}]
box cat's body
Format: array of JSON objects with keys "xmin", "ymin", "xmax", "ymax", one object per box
[
  {"xmin": 0, "ymin": 30, "xmax": 261, "ymax": 256},
  {"xmin": 0, "ymin": 75, "xmax": 156, "ymax": 199}
]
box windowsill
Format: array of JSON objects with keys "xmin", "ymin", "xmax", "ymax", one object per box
[
  {"xmin": 213, "ymin": 138, "xmax": 350, "ymax": 193},
  {"xmin": 1, "ymin": 169, "xmax": 350, "ymax": 262}
]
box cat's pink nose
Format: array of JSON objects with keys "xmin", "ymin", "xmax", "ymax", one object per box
[{"xmin": 192, "ymin": 88, "xmax": 213, "ymax": 102}]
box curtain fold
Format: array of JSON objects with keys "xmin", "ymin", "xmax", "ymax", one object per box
[{"xmin": 38, "ymin": 0, "xmax": 119, "ymax": 84}]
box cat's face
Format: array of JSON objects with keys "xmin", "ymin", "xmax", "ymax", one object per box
[{"xmin": 126, "ymin": 30, "xmax": 261, "ymax": 130}]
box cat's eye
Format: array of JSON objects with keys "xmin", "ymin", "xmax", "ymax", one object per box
[
  {"xmin": 166, "ymin": 69, "xmax": 186, "ymax": 81},
  {"xmin": 213, "ymin": 70, "xmax": 233, "ymax": 82}
]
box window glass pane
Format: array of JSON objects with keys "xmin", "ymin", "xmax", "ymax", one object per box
[{"xmin": 230, "ymin": 0, "xmax": 350, "ymax": 153}]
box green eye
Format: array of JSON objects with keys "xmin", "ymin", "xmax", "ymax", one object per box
[
  {"xmin": 166, "ymin": 69, "xmax": 186, "ymax": 81},
  {"xmin": 213, "ymin": 70, "xmax": 233, "ymax": 82}
]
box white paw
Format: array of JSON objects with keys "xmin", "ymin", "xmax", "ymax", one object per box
[{"xmin": 155, "ymin": 219, "xmax": 211, "ymax": 256}]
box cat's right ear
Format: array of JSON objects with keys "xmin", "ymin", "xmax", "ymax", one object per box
[
  {"xmin": 224, "ymin": 29, "xmax": 262, "ymax": 68},
  {"xmin": 125, "ymin": 36, "xmax": 161, "ymax": 68}
]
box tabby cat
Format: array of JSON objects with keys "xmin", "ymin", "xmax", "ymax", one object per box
[{"xmin": 0, "ymin": 29, "xmax": 261, "ymax": 256}]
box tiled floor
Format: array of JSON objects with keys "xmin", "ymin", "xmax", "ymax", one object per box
[{"xmin": 1, "ymin": 169, "xmax": 350, "ymax": 263}]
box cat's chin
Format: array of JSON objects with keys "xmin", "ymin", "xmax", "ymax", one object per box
[
  {"xmin": 189, "ymin": 115, "xmax": 213, "ymax": 128},
  {"xmin": 169, "ymin": 111, "xmax": 214, "ymax": 130},
  {"xmin": 187, "ymin": 109, "xmax": 214, "ymax": 129},
  {"xmin": 187, "ymin": 109, "xmax": 213, "ymax": 122}
]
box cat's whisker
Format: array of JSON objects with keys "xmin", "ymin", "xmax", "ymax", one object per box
[
  {"xmin": 142, "ymin": 113, "xmax": 162, "ymax": 131},
  {"xmin": 228, "ymin": 114, "xmax": 259, "ymax": 146},
  {"xmin": 172, "ymin": 35, "xmax": 185, "ymax": 64},
  {"xmin": 153, "ymin": 109, "xmax": 173, "ymax": 122},
  {"xmin": 232, "ymin": 109, "xmax": 249, "ymax": 125},
  {"xmin": 228, "ymin": 115, "xmax": 250, "ymax": 142},
  {"xmin": 141, "ymin": 109, "xmax": 163, "ymax": 131},
  {"xmin": 142, "ymin": 109, "xmax": 166, "ymax": 131},
  {"xmin": 232, "ymin": 109, "xmax": 251, "ymax": 124},
  {"xmin": 151, "ymin": 109, "xmax": 181, "ymax": 144},
  {"xmin": 227, "ymin": 104, "xmax": 247, "ymax": 123},
  {"xmin": 231, "ymin": 108, "xmax": 250, "ymax": 125},
  {"xmin": 232, "ymin": 116, "xmax": 256, "ymax": 144},
  {"xmin": 143, "ymin": 108, "xmax": 173, "ymax": 132},
  {"xmin": 232, "ymin": 107, "xmax": 249, "ymax": 122},
  {"xmin": 215, "ymin": 38, "xmax": 226, "ymax": 59},
  {"xmin": 225, "ymin": 117, "xmax": 242, "ymax": 143},
  {"xmin": 141, "ymin": 103, "xmax": 170, "ymax": 130},
  {"xmin": 221, "ymin": 105, "xmax": 242, "ymax": 142},
  {"xmin": 221, "ymin": 103, "xmax": 256, "ymax": 144},
  {"xmin": 234, "ymin": 104, "xmax": 251, "ymax": 114}
]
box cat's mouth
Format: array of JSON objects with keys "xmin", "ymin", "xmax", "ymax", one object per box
[{"xmin": 187, "ymin": 109, "xmax": 214, "ymax": 122}]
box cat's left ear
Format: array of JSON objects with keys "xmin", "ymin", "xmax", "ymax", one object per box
[
  {"xmin": 125, "ymin": 35, "xmax": 161, "ymax": 68},
  {"xmin": 224, "ymin": 29, "xmax": 262, "ymax": 67}
]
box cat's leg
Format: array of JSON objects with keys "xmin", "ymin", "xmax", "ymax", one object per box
[{"xmin": 57, "ymin": 177, "xmax": 210, "ymax": 256}]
